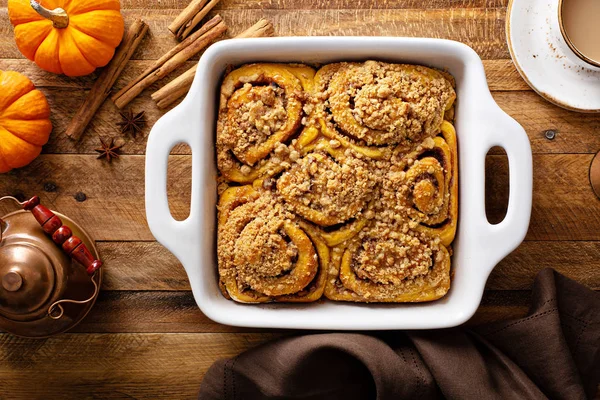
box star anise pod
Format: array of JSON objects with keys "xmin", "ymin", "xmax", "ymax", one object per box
[
  {"xmin": 117, "ymin": 109, "xmax": 146, "ymax": 138},
  {"xmin": 95, "ymin": 137, "xmax": 123, "ymax": 163}
]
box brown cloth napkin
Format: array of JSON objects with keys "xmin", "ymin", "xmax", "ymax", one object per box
[{"xmin": 199, "ymin": 269, "xmax": 600, "ymax": 400}]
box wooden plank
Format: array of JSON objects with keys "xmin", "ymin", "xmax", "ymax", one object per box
[
  {"xmin": 4, "ymin": 68, "xmax": 596, "ymax": 156},
  {"xmin": 0, "ymin": 59, "xmax": 197, "ymax": 90},
  {"xmin": 35, "ymin": 89, "xmax": 600, "ymax": 156},
  {"xmin": 72, "ymin": 291, "xmax": 238, "ymax": 333},
  {"xmin": 0, "ymin": 9, "xmax": 509, "ymax": 60},
  {"xmin": 0, "ymin": 289, "xmax": 594, "ymax": 333},
  {"xmin": 1, "ymin": 154, "xmax": 599, "ymax": 241},
  {"xmin": 490, "ymin": 242, "xmax": 600, "ymax": 290},
  {"xmin": 0, "ymin": 332, "xmax": 279, "ymax": 400},
  {"xmin": 0, "ymin": 59, "xmax": 532, "ymax": 157},
  {"xmin": 486, "ymin": 154, "xmax": 600, "ymax": 241},
  {"xmin": 0, "ymin": 155, "xmax": 192, "ymax": 241},
  {"xmin": 471, "ymin": 290, "xmax": 529, "ymax": 325},
  {"xmin": 486, "ymin": 59, "xmax": 530, "ymax": 91},
  {"xmin": 98, "ymin": 242, "xmax": 189, "ymax": 291},
  {"xmin": 0, "ymin": 59, "xmax": 527, "ymax": 91},
  {"xmin": 65, "ymin": 290, "xmax": 545, "ymax": 333},
  {"xmin": 151, "ymin": 0, "xmax": 510, "ymax": 9},
  {"xmin": 0, "ymin": 290, "xmax": 539, "ymax": 334},
  {"xmin": 32, "ymin": 81, "xmax": 190, "ymax": 158},
  {"xmin": 492, "ymin": 92, "xmax": 600, "ymax": 155},
  {"xmin": 95, "ymin": 240, "xmax": 600, "ymax": 291},
  {"xmin": 0, "ymin": 329, "xmax": 597, "ymax": 400},
  {"xmin": 0, "ymin": 0, "xmax": 509, "ymax": 10}
]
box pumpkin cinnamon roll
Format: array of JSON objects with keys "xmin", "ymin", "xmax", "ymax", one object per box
[
  {"xmin": 275, "ymin": 138, "xmax": 377, "ymax": 227},
  {"xmin": 217, "ymin": 185, "xmax": 327, "ymax": 303},
  {"xmin": 325, "ymin": 222, "xmax": 451, "ymax": 302},
  {"xmin": 217, "ymin": 63, "xmax": 316, "ymax": 183},
  {"xmin": 216, "ymin": 60, "xmax": 459, "ymax": 305},
  {"xmin": 383, "ymin": 120, "xmax": 458, "ymax": 246},
  {"xmin": 315, "ymin": 61, "xmax": 456, "ymax": 159}
]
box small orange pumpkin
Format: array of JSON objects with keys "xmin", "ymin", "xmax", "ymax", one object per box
[
  {"xmin": 0, "ymin": 70, "xmax": 52, "ymax": 173},
  {"xmin": 8, "ymin": 0, "xmax": 124, "ymax": 77}
]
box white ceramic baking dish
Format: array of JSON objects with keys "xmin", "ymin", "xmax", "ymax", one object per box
[{"xmin": 145, "ymin": 37, "xmax": 532, "ymax": 330}]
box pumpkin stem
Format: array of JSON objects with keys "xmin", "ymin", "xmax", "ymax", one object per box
[{"xmin": 30, "ymin": 0, "xmax": 69, "ymax": 29}]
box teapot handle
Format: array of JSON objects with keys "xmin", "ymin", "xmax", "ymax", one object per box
[
  {"xmin": 1, "ymin": 195, "xmax": 103, "ymax": 275},
  {"xmin": 21, "ymin": 196, "xmax": 103, "ymax": 276}
]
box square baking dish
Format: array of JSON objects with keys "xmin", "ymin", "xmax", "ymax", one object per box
[{"xmin": 145, "ymin": 37, "xmax": 532, "ymax": 330}]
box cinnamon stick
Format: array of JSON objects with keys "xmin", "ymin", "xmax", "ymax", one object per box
[
  {"xmin": 64, "ymin": 19, "xmax": 149, "ymax": 141},
  {"xmin": 151, "ymin": 19, "xmax": 275, "ymax": 109},
  {"xmin": 151, "ymin": 65, "xmax": 197, "ymax": 109},
  {"xmin": 169, "ymin": 0, "xmax": 208, "ymax": 35},
  {"xmin": 154, "ymin": 84, "xmax": 192, "ymax": 109},
  {"xmin": 169, "ymin": 0, "xmax": 221, "ymax": 41},
  {"xmin": 112, "ymin": 15, "xmax": 223, "ymax": 105},
  {"xmin": 111, "ymin": 16, "xmax": 227, "ymax": 110},
  {"xmin": 235, "ymin": 18, "xmax": 275, "ymax": 39}
]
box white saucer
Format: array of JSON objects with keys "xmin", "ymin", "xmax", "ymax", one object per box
[{"xmin": 507, "ymin": 0, "xmax": 600, "ymax": 112}]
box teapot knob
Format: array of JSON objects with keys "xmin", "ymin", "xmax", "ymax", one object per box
[{"xmin": 2, "ymin": 271, "xmax": 22, "ymax": 292}]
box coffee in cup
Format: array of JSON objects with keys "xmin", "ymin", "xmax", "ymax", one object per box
[{"xmin": 559, "ymin": 0, "xmax": 600, "ymax": 68}]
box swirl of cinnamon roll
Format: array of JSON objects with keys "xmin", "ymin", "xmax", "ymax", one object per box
[
  {"xmin": 275, "ymin": 139, "xmax": 377, "ymax": 227},
  {"xmin": 325, "ymin": 222, "xmax": 451, "ymax": 302},
  {"xmin": 382, "ymin": 120, "xmax": 458, "ymax": 246},
  {"xmin": 315, "ymin": 61, "xmax": 456, "ymax": 159},
  {"xmin": 217, "ymin": 185, "xmax": 327, "ymax": 303},
  {"xmin": 217, "ymin": 64, "xmax": 316, "ymax": 183}
]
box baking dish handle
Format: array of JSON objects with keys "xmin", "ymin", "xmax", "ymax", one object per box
[
  {"xmin": 477, "ymin": 109, "xmax": 532, "ymax": 270},
  {"xmin": 145, "ymin": 107, "xmax": 199, "ymax": 267}
]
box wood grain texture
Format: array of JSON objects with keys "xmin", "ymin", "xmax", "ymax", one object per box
[
  {"xmin": 0, "ymin": 332, "xmax": 279, "ymax": 399},
  {"xmin": 2, "ymin": 154, "xmax": 599, "ymax": 241},
  {"xmin": 0, "ymin": 9, "xmax": 509, "ymax": 60},
  {"xmin": 489, "ymin": 242, "xmax": 600, "ymax": 290},
  {"xmin": 0, "ymin": 0, "xmax": 509, "ymax": 9},
  {"xmin": 491, "ymin": 92, "xmax": 600, "ymax": 154},
  {"xmin": 0, "ymin": 1, "xmax": 598, "ymax": 398},
  {"xmin": 72, "ymin": 291, "xmax": 230, "ymax": 333},
  {"xmin": 0, "ymin": 155, "xmax": 192, "ymax": 241},
  {"xmin": 7, "ymin": 60, "xmax": 598, "ymax": 157},
  {"xmin": 62, "ymin": 290, "xmax": 544, "ymax": 333},
  {"xmin": 2, "ymin": 86, "xmax": 598, "ymax": 156},
  {"xmin": 486, "ymin": 154, "xmax": 600, "ymax": 241},
  {"xmin": 0, "ymin": 59, "xmax": 527, "ymax": 91},
  {"xmin": 98, "ymin": 242, "xmax": 190, "ymax": 291},
  {"xmin": 34, "ymin": 90, "xmax": 600, "ymax": 156},
  {"xmin": 0, "ymin": 59, "xmax": 534, "ymax": 157},
  {"xmin": 0, "ymin": 290, "xmax": 560, "ymax": 334},
  {"xmin": 96, "ymin": 241, "xmax": 600, "ymax": 291},
  {"xmin": 470, "ymin": 290, "xmax": 529, "ymax": 325},
  {"xmin": 0, "ymin": 289, "xmax": 580, "ymax": 334}
]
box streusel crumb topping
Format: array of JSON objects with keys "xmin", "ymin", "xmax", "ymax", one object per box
[
  {"xmin": 276, "ymin": 148, "xmax": 376, "ymax": 225},
  {"xmin": 353, "ymin": 222, "xmax": 438, "ymax": 285},
  {"xmin": 216, "ymin": 61, "xmax": 457, "ymax": 303},
  {"xmin": 219, "ymin": 84, "xmax": 288, "ymax": 159},
  {"xmin": 317, "ymin": 61, "xmax": 455, "ymax": 147}
]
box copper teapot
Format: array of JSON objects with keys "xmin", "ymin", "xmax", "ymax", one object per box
[{"xmin": 0, "ymin": 195, "xmax": 102, "ymax": 338}]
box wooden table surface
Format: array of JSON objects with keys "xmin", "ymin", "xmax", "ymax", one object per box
[{"xmin": 1, "ymin": 0, "xmax": 599, "ymax": 398}]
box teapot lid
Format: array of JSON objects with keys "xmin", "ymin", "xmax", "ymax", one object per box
[{"xmin": 0, "ymin": 212, "xmax": 67, "ymax": 322}]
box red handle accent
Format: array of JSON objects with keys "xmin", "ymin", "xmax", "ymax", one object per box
[{"xmin": 23, "ymin": 196, "xmax": 102, "ymax": 275}]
